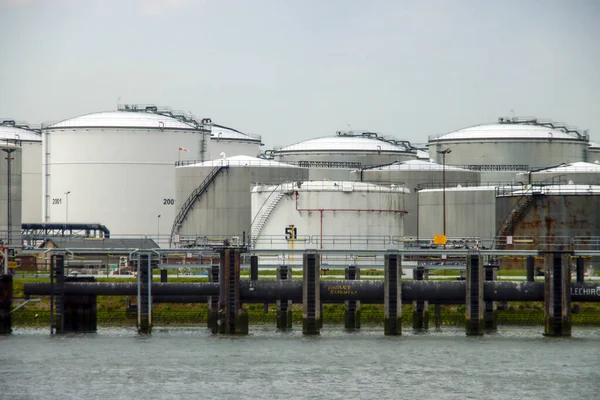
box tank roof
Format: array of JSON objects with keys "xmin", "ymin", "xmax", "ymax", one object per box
[
  {"xmin": 254, "ymin": 180, "xmax": 410, "ymax": 194},
  {"xmin": 211, "ymin": 124, "xmax": 262, "ymax": 143},
  {"xmin": 506, "ymin": 184, "xmax": 600, "ymax": 195},
  {"xmin": 518, "ymin": 161, "xmax": 600, "ymax": 174},
  {"xmin": 589, "ymin": 141, "xmax": 600, "ymax": 149},
  {"xmin": 431, "ymin": 118, "xmax": 589, "ymax": 142},
  {"xmin": 0, "ymin": 122, "xmax": 42, "ymax": 141},
  {"xmin": 277, "ymin": 135, "xmax": 413, "ymax": 153},
  {"xmin": 363, "ymin": 159, "xmax": 474, "ymax": 172},
  {"xmin": 182, "ymin": 154, "xmax": 301, "ymax": 168},
  {"xmin": 45, "ymin": 110, "xmax": 203, "ymax": 130},
  {"xmin": 420, "ymin": 185, "xmax": 497, "ymax": 193}
]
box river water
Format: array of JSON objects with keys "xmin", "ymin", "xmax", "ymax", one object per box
[{"xmin": 1, "ymin": 325, "xmax": 599, "ymax": 400}]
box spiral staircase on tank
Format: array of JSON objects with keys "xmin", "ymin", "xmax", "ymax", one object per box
[{"xmin": 170, "ymin": 162, "xmax": 229, "ymax": 247}]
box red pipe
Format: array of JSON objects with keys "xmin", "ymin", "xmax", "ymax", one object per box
[{"xmin": 295, "ymin": 191, "xmax": 408, "ymax": 249}]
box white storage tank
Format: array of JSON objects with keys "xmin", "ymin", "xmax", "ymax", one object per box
[
  {"xmin": 516, "ymin": 162, "xmax": 600, "ymax": 186},
  {"xmin": 350, "ymin": 159, "xmax": 481, "ymax": 237},
  {"xmin": 589, "ymin": 141, "xmax": 600, "ymax": 163},
  {"xmin": 417, "ymin": 186, "xmax": 497, "ymax": 245},
  {"xmin": 207, "ymin": 124, "xmax": 262, "ymax": 159},
  {"xmin": 251, "ymin": 180, "xmax": 409, "ymax": 254},
  {"xmin": 42, "ymin": 105, "xmax": 211, "ymax": 246},
  {"xmin": 0, "ymin": 120, "xmax": 42, "ymax": 223},
  {"xmin": 0, "ymin": 142, "xmax": 22, "ymax": 248},
  {"xmin": 173, "ymin": 155, "xmax": 308, "ymax": 247},
  {"xmin": 429, "ymin": 117, "xmax": 590, "ymax": 183},
  {"xmin": 272, "ymin": 131, "xmax": 417, "ymax": 180}
]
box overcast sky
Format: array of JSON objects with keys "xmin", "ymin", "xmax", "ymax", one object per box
[{"xmin": 1, "ymin": 0, "xmax": 598, "ymax": 150}]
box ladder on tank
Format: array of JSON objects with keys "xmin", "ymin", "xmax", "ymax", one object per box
[
  {"xmin": 170, "ymin": 162, "xmax": 229, "ymax": 247},
  {"xmin": 251, "ymin": 188, "xmax": 285, "ymax": 248}
]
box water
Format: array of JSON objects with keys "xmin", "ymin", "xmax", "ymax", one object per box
[{"xmin": 1, "ymin": 326, "xmax": 599, "ymax": 400}]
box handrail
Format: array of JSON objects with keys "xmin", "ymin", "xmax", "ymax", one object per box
[{"xmin": 170, "ymin": 162, "xmax": 229, "ymax": 246}]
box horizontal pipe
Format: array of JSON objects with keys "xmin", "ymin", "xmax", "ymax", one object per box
[{"xmin": 23, "ymin": 281, "xmax": 600, "ymax": 303}]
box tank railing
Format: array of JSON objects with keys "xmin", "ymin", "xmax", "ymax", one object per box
[
  {"xmin": 538, "ymin": 236, "xmax": 573, "ymax": 251},
  {"xmin": 429, "ymin": 117, "xmax": 588, "ymax": 141},
  {"xmin": 116, "ymin": 104, "xmax": 212, "ymax": 130},
  {"xmin": 460, "ymin": 164, "xmax": 530, "ymax": 172},
  {"xmin": 492, "ymin": 236, "xmax": 536, "ymax": 248},
  {"xmin": 417, "ymin": 181, "xmax": 510, "ymax": 190},
  {"xmin": 211, "ymin": 124, "xmax": 262, "ymax": 141},
  {"xmin": 0, "ymin": 119, "xmax": 42, "ymax": 134},
  {"xmin": 169, "ymin": 162, "xmax": 229, "ymax": 247},
  {"xmin": 573, "ymin": 236, "xmax": 600, "ymax": 251}
]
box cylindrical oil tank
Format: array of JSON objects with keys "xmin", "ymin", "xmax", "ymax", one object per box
[
  {"xmin": 350, "ymin": 159, "xmax": 481, "ymax": 237},
  {"xmin": 272, "ymin": 131, "xmax": 417, "ymax": 180},
  {"xmin": 516, "ymin": 162, "xmax": 600, "ymax": 185},
  {"xmin": 251, "ymin": 180, "xmax": 409, "ymax": 253},
  {"xmin": 42, "ymin": 106, "xmax": 211, "ymax": 246},
  {"xmin": 429, "ymin": 118, "xmax": 589, "ymax": 183},
  {"xmin": 0, "ymin": 120, "xmax": 41, "ymax": 223},
  {"xmin": 588, "ymin": 141, "xmax": 600, "ymax": 163},
  {"xmin": 173, "ymin": 155, "xmax": 308, "ymax": 247},
  {"xmin": 207, "ymin": 124, "xmax": 262, "ymax": 160},
  {"xmin": 418, "ymin": 186, "xmax": 497, "ymax": 244},
  {"xmin": 0, "ymin": 142, "xmax": 22, "ymax": 248},
  {"xmin": 495, "ymin": 184, "xmax": 600, "ymax": 249}
]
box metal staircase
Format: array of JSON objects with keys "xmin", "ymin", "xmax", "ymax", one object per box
[
  {"xmin": 250, "ymin": 187, "xmax": 285, "ymax": 248},
  {"xmin": 495, "ymin": 186, "xmax": 538, "ymax": 248},
  {"xmin": 170, "ymin": 163, "xmax": 228, "ymax": 246}
]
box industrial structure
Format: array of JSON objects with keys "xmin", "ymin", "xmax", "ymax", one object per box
[
  {"xmin": 41, "ymin": 105, "xmax": 212, "ymax": 245},
  {"xmin": 251, "ymin": 180, "xmax": 409, "ymax": 262},
  {"xmin": 516, "ymin": 162, "xmax": 600, "ymax": 185},
  {"xmin": 270, "ymin": 130, "xmax": 418, "ymax": 180},
  {"xmin": 207, "ymin": 124, "xmax": 262, "ymax": 160},
  {"xmin": 0, "ymin": 120, "xmax": 41, "ymax": 223},
  {"xmin": 429, "ymin": 117, "xmax": 590, "ymax": 183},
  {"xmin": 173, "ymin": 155, "xmax": 308, "ymax": 248},
  {"xmin": 350, "ymin": 159, "xmax": 481, "ymax": 237}
]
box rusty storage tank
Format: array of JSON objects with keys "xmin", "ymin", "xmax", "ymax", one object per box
[
  {"xmin": 429, "ymin": 117, "xmax": 590, "ymax": 183},
  {"xmin": 516, "ymin": 162, "xmax": 600, "ymax": 186},
  {"xmin": 349, "ymin": 159, "xmax": 481, "ymax": 237},
  {"xmin": 495, "ymin": 184, "xmax": 600, "ymax": 269}
]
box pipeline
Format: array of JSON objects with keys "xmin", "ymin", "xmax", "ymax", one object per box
[{"xmin": 23, "ymin": 281, "xmax": 600, "ymax": 303}]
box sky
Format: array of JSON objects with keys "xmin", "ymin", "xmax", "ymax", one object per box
[{"xmin": 1, "ymin": 0, "xmax": 599, "ymax": 150}]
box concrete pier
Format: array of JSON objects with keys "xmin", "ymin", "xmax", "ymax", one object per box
[
  {"xmin": 466, "ymin": 253, "xmax": 484, "ymax": 336},
  {"xmin": 137, "ymin": 252, "xmax": 152, "ymax": 334},
  {"xmin": 0, "ymin": 275, "xmax": 12, "ymax": 334},
  {"xmin": 412, "ymin": 266, "xmax": 428, "ymax": 330},
  {"xmin": 217, "ymin": 248, "xmax": 248, "ymax": 334},
  {"xmin": 544, "ymin": 252, "xmax": 572, "ymax": 337},
  {"xmin": 384, "ymin": 252, "xmax": 402, "ymax": 335},
  {"xmin": 344, "ymin": 265, "xmax": 361, "ymax": 330},
  {"xmin": 302, "ymin": 253, "xmax": 321, "ymax": 335},
  {"xmin": 276, "ymin": 266, "xmax": 293, "ymax": 330}
]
